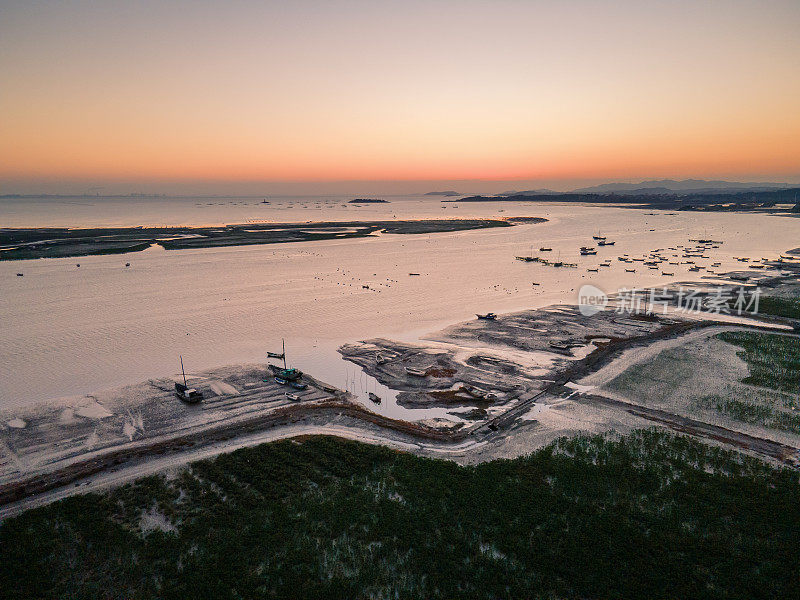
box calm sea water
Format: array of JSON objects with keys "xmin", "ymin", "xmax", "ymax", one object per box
[{"xmin": 1, "ymin": 196, "xmax": 797, "ymax": 419}]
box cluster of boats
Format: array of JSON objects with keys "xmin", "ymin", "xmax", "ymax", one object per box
[
  {"xmin": 267, "ymin": 340, "xmax": 308, "ymax": 400},
  {"xmin": 614, "ymin": 241, "xmax": 722, "ymax": 276},
  {"xmin": 517, "ymin": 232, "xmax": 619, "ymax": 267},
  {"xmin": 513, "ymin": 231, "xmax": 794, "ymax": 281},
  {"xmin": 173, "ymin": 340, "xmax": 311, "ymax": 404},
  {"xmin": 580, "ymin": 232, "xmax": 616, "ymax": 256},
  {"xmin": 515, "ymin": 254, "xmax": 577, "ymax": 268}
]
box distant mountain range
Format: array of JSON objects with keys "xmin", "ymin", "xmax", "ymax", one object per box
[
  {"xmin": 487, "ymin": 179, "xmax": 793, "ymax": 197},
  {"xmin": 570, "ymin": 179, "xmax": 792, "ymax": 195}
]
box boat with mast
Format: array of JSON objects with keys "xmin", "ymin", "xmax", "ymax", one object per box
[
  {"xmin": 267, "ymin": 339, "xmax": 286, "ymax": 361},
  {"xmin": 175, "ymin": 356, "xmax": 203, "ymax": 403},
  {"xmin": 267, "ymin": 339, "xmax": 304, "ymax": 382}
]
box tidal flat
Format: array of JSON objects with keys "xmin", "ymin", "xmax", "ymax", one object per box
[{"xmin": 0, "ymin": 218, "xmax": 539, "ymax": 261}]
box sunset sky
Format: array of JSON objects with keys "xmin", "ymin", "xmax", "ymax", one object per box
[{"xmin": 2, "ymin": 0, "xmax": 799, "ymax": 194}]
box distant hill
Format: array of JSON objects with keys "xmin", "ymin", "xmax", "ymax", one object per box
[
  {"xmin": 454, "ymin": 186, "xmax": 800, "ymax": 210},
  {"xmin": 572, "ymin": 179, "xmax": 791, "ymax": 195},
  {"xmin": 424, "ymin": 191, "xmax": 460, "ymax": 196},
  {"xmin": 497, "ymin": 189, "xmax": 559, "ymax": 196}
]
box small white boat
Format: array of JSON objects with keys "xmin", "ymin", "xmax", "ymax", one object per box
[{"xmin": 285, "ymin": 392, "xmax": 301, "ymax": 401}]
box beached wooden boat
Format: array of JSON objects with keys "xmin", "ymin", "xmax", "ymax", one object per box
[
  {"xmin": 368, "ymin": 392, "xmax": 381, "ymax": 404},
  {"xmin": 175, "ymin": 382, "xmax": 202, "ymax": 403},
  {"xmin": 285, "ymin": 392, "xmax": 300, "ymax": 401},
  {"xmin": 476, "ymin": 312, "xmax": 497, "ymax": 320},
  {"xmin": 175, "ymin": 356, "xmax": 203, "ymax": 403},
  {"xmin": 268, "ymin": 364, "xmax": 303, "ymax": 381}
]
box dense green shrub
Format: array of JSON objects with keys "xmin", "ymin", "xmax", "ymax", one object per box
[{"xmin": 1, "ymin": 432, "xmax": 798, "ymax": 600}]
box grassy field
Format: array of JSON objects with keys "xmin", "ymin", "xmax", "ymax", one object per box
[
  {"xmin": 1, "ymin": 432, "xmax": 798, "ymax": 600},
  {"xmin": 696, "ymin": 394, "xmax": 800, "ymax": 433},
  {"xmin": 753, "ymin": 295, "xmax": 800, "ymax": 320},
  {"xmin": 717, "ymin": 331, "xmax": 800, "ymax": 394}
]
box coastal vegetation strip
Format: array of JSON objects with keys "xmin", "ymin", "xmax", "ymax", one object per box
[
  {"xmin": 1, "ymin": 431, "xmax": 798, "ymax": 600},
  {"xmin": 451, "ymin": 186, "xmax": 800, "ymax": 211},
  {"xmin": 717, "ymin": 331, "xmax": 800, "ymax": 394},
  {"xmin": 749, "ymin": 295, "xmax": 800, "ymax": 320},
  {"xmin": 0, "ymin": 218, "xmax": 538, "ymax": 260}
]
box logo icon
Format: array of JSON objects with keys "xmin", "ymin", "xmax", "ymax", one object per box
[{"xmin": 578, "ymin": 284, "xmax": 608, "ymax": 316}]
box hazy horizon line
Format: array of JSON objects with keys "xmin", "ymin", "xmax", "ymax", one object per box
[{"xmin": 3, "ymin": 174, "xmax": 800, "ymax": 198}]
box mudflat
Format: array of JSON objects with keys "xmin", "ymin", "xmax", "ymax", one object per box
[{"xmin": 0, "ymin": 217, "xmax": 543, "ymax": 260}]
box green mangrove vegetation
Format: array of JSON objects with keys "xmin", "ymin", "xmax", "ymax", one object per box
[
  {"xmin": 717, "ymin": 331, "xmax": 800, "ymax": 393},
  {"xmin": 754, "ymin": 295, "xmax": 800, "ymax": 320},
  {"xmin": 1, "ymin": 431, "xmax": 798, "ymax": 599}
]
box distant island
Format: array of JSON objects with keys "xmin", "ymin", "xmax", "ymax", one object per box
[
  {"xmin": 424, "ymin": 191, "xmax": 460, "ymax": 196},
  {"xmin": 348, "ymin": 198, "xmax": 388, "ymax": 203}
]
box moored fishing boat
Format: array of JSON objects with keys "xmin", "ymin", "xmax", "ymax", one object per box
[{"xmin": 175, "ymin": 356, "xmax": 203, "ymax": 403}]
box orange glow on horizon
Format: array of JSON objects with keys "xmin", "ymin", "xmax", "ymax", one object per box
[{"xmin": 2, "ymin": 1, "xmax": 799, "ymax": 190}]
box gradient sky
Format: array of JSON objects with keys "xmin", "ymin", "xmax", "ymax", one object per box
[{"xmin": 2, "ymin": 0, "xmax": 799, "ymax": 194}]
